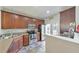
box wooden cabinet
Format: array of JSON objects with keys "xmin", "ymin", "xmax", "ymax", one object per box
[
  {"xmin": 1, "ymin": 11, "xmax": 27, "ymax": 29},
  {"xmin": 18, "ymin": 36, "xmax": 23, "ymax": 49},
  {"xmin": 23, "ymin": 35, "xmax": 29, "ymax": 46},
  {"xmin": 1, "ymin": 11, "xmax": 44, "ymax": 29},
  {"xmin": 7, "ymin": 36, "xmax": 23, "ymax": 53},
  {"xmin": 7, "ymin": 40, "xmax": 15, "ymax": 53},
  {"xmin": 9, "ymin": 14, "xmax": 27, "ymax": 29},
  {"xmin": 13, "ymin": 14, "xmax": 20, "ymax": 28},
  {"xmin": 1, "ymin": 11, "xmax": 13, "ymax": 29},
  {"xmin": 35, "ymin": 19, "xmax": 44, "ymax": 28},
  {"xmin": 19, "ymin": 16, "xmax": 27, "ymax": 28},
  {"xmin": 23, "ymin": 17, "xmax": 29, "ymax": 28}
]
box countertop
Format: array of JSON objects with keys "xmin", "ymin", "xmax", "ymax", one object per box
[
  {"xmin": 0, "ymin": 33, "xmax": 28, "ymax": 53},
  {"xmin": 45, "ymin": 34, "xmax": 79, "ymax": 44},
  {"xmin": 45, "ymin": 34, "xmax": 79, "ymax": 53}
]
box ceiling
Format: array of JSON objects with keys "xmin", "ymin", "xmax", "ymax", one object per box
[{"xmin": 1, "ymin": 6, "xmax": 73, "ymax": 20}]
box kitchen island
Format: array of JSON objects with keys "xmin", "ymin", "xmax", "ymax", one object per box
[
  {"xmin": 0, "ymin": 29, "xmax": 41, "ymax": 53},
  {"xmin": 0, "ymin": 33, "xmax": 29, "ymax": 53},
  {"xmin": 45, "ymin": 34, "xmax": 79, "ymax": 53}
]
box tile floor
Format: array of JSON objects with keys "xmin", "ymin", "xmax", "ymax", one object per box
[{"xmin": 18, "ymin": 41, "xmax": 45, "ymax": 53}]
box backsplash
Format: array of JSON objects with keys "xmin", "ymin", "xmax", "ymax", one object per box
[
  {"xmin": 0, "ymin": 29, "xmax": 27, "ymax": 35},
  {"xmin": 0, "ymin": 28, "xmax": 38, "ymax": 35}
]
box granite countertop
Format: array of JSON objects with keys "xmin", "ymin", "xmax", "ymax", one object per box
[
  {"xmin": 0, "ymin": 32, "xmax": 29, "ymax": 53},
  {"xmin": 0, "ymin": 32, "xmax": 28, "ymax": 40},
  {"xmin": 45, "ymin": 33, "xmax": 79, "ymax": 44},
  {"xmin": 46, "ymin": 34, "xmax": 79, "ymax": 53}
]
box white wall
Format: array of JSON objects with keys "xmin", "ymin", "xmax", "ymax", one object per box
[
  {"xmin": 50, "ymin": 14, "xmax": 60, "ymax": 35},
  {"xmin": 74, "ymin": 6, "xmax": 79, "ymax": 40},
  {"xmin": 45, "ymin": 13, "xmax": 60, "ymax": 35},
  {"xmin": 0, "ymin": 11, "xmax": 1, "ymax": 29},
  {"xmin": 76, "ymin": 6, "xmax": 79, "ymax": 30},
  {"xmin": 45, "ymin": 24, "xmax": 51, "ymax": 35}
]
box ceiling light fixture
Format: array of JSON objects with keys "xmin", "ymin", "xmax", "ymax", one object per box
[{"xmin": 46, "ymin": 10, "xmax": 50, "ymax": 14}]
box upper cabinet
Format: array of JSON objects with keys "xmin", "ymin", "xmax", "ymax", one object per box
[
  {"xmin": 13, "ymin": 15, "xmax": 26, "ymax": 28},
  {"xmin": 1, "ymin": 11, "xmax": 29, "ymax": 29},
  {"xmin": 1, "ymin": 11, "xmax": 44, "ymax": 29},
  {"xmin": 1, "ymin": 11, "xmax": 13, "ymax": 29},
  {"xmin": 35, "ymin": 19, "xmax": 44, "ymax": 27}
]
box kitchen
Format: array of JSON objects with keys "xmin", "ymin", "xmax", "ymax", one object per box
[
  {"xmin": 0, "ymin": 7, "xmax": 45, "ymax": 53},
  {"xmin": 0, "ymin": 6, "xmax": 79, "ymax": 53}
]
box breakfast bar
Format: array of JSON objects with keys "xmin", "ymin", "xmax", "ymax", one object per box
[{"xmin": 45, "ymin": 33, "xmax": 79, "ymax": 53}]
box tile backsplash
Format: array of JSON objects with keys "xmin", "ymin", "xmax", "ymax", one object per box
[{"xmin": 0, "ymin": 29, "xmax": 27, "ymax": 35}]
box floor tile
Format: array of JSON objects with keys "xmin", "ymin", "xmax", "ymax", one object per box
[{"xmin": 18, "ymin": 41, "xmax": 45, "ymax": 53}]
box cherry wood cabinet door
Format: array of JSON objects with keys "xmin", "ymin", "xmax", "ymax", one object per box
[
  {"xmin": 7, "ymin": 40, "xmax": 15, "ymax": 53},
  {"xmin": 27, "ymin": 18, "xmax": 33, "ymax": 24},
  {"xmin": 23, "ymin": 35, "xmax": 29, "ymax": 46},
  {"xmin": 12, "ymin": 14, "xmax": 17, "ymax": 28},
  {"xmin": 13, "ymin": 36, "xmax": 23, "ymax": 52},
  {"xmin": 1, "ymin": 11, "xmax": 26, "ymax": 29},
  {"xmin": 1, "ymin": 11, "xmax": 12, "ymax": 29},
  {"xmin": 18, "ymin": 36, "xmax": 23, "ymax": 49},
  {"xmin": 13, "ymin": 15, "xmax": 26, "ymax": 28},
  {"xmin": 12, "ymin": 14, "xmax": 21, "ymax": 28},
  {"xmin": 22, "ymin": 17, "xmax": 28, "ymax": 28},
  {"xmin": 7, "ymin": 36, "xmax": 23, "ymax": 53},
  {"xmin": 35, "ymin": 19, "xmax": 44, "ymax": 28},
  {"xmin": 14, "ymin": 40, "xmax": 19, "ymax": 52},
  {"xmin": 20, "ymin": 36, "xmax": 23, "ymax": 48},
  {"xmin": 1, "ymin": 11, "xmax": 44, "ymax": 29},
  {"xmin": 34, "ymin": 19, "xmax": 37, "ymax": 28},
  {"xmin": 19, "ymin": 16, "xmax": 26, "ymax": 28}
]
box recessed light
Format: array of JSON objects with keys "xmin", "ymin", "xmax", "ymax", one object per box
[{"xmin": 46, "ymin": 10, "xmax": 50, "ymax": 14}]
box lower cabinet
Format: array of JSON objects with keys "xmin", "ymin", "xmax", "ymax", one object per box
[
  {"xmin": 7, "ymin": 36, "xmax": 23, "ymax": 53},
  {"xmin": 18, "ymin": 37, "xmax": 23, "ymax": 49},
  {"xmin": 7, "ymin": 40, "xmax": 15, "ymax": 53},
  {"xmin": 23, "ymin": 35, "xmax": 29, "ymax": 46}
]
